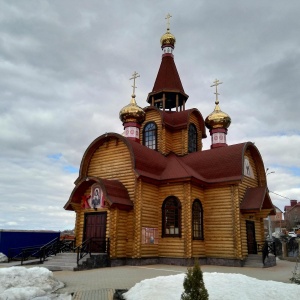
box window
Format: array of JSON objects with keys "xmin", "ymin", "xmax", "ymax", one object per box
[
  {"xmin": 188, "ymin": 124, "xmax": 197, "ymax": 153},
  {"xmin": 192, "ymin": 199, "xmax": 203, "ymax": 240},
  {"xmin": 162, "ymin": 196, "xmax": 181, "ymax": 237},
  {"xmin": 143, "ymin": 122, "xmax": 157, "ymax": 150}
]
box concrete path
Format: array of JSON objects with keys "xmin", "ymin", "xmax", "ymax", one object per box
[
  {"xmin": 51, "ymin": 259, "xmax": 297, "ymax": 299},
  {"xmin": 1, "ymin": 259, "xmax": 297, "ymax": 299}
]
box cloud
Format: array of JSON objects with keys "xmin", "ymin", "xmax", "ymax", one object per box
[{"xmin": 0, "ymin": 0, "xmax": 299, "ymax": 230}]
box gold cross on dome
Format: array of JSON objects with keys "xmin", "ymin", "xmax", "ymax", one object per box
[
  {"xmin": 130, "ymin": 71, "xmax": 140, "ymax": 96},
  {"xmin": 210, "ymin": 79, "xmax": 223, "ymax": 103},
  {"xmin": 165, "ymin": 13, "xmax": 172, "ymax": 31}
]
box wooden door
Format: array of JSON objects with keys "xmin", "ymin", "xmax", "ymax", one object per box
[
  {"xmin": 84, "ymin": 212, "xmax": 107, "ymax": 253},
  {"xmin": 246, "ymin": 220, "xmax": 257, "ymax": 254}
]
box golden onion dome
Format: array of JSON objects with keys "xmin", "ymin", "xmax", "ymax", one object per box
[
  {"xmin": 205, "ymin": 101, "xmax": 231, "ymax": 130},
  {"xmin": 160, "ymin": 29, "xmax": 176, "ymax": 47},
  {"xmin": 119, "ymin": 95, "xmax": 145, "ymax": 124}
]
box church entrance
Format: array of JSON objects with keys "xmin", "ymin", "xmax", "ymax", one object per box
[
  {"xmin": 246, "ymin": 220, "xmax": 257, "ymax": 254},
  {"xmin": 84, "ymin": 212, "xmax": 107, "ymax": 253}
]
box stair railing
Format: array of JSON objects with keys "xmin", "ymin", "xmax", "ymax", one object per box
[
  {"xmin": 75, "ymin": 237, "xmax": 110, "ymax": 266},
  {"xmin": 8, "ymin": 237, "xmax": 75, "ymax": 265}
]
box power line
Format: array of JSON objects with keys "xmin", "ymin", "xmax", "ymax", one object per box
[{"xmin": 269, "ymin": 190, "xmax": 290, "ymax": 200}]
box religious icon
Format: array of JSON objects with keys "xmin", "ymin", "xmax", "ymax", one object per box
[
  {"xmin": 89, "ymin": 185, "xmax": 104, "ymax": 209},
  {"xmin": 244, "ymin": 157, "xmax": 254, "ymax": 178}
]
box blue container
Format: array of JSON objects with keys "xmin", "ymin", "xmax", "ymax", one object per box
[{"xmin": 0, "ymin": 230, "xmax": 60, "ymax": 257}]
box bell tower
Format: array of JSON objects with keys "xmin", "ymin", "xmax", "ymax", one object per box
[{"xmin": 146, "ymin": 13, "xmax": 188, "ymax": 111}]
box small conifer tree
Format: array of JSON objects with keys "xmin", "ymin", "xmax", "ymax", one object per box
[{"xmin": 181, "ymin": 259, "xmax": 209, "ymax": 300}]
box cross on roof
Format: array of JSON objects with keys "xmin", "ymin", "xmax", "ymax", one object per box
[
  {"xmin": 210, "ymin": 79, "xmax": 223, "ymax": 104},
  {"xmin": 165, "ymin": 13, "xmax": 172, "ymax": 31},
  {"xmin": 130, "ymin": 71, "xmax": 140, "ymax": 96}
]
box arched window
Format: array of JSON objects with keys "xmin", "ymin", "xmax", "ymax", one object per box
[
  {"xmin": 143, "ymin": 122, "xmax": 157, "ymax": 150},
  {"xmin": 162, "ymin": 196, "xmax": 181, "ymax": 237},
  {"xmin": 192, "ymin": 199, "xmax": 203, "ymax": 240},
  {"xmin": 188, "ymin": 123, "xmax": 197, "ymax": 153}
]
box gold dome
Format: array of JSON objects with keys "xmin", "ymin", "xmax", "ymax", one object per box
[
  {"xmin": 205, "ymin": 101, "xmax": 231, "ymax": 130},
  {"xmin": 160, "ymin": 29, "xmax": 176, "ymax": 47},
  {"xmin": 119, "ymin": 95, "xmax": 145, "ymax": 124}
]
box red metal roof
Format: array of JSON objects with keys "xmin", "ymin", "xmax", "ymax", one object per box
[
  {"xmin": 127, "ymin": 139, "xmax": 248, "ymax": 184},
  {"xmin": 101, "ymin": 179, "xmax": 133, "ymax": 210},
  {"xmin": 152, "ymin": 55, "xmax": 184, "ymax": 93},
  {"xmin": 182, "ymin": 143, "xmax": 246, "ymax": 182},
  {"xmin": 65, "ymin": 176, "xmax": 133, "ymax": 211},
  {"xmin": 240, "ymin": 187, "xmax": 275, "ymax": 213},
  {"xmin": 67, "ymin": 133, "xmax": 271, "ymax": 211}
]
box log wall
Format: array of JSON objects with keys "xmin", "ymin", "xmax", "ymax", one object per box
[
  {"xmin": 238, "ymin": 152, "xmax": 264, "ymax": 257},
  {"xmin": 140, "ymin": 182, "xmax": 159, "ymax": 257},
  {"xmin": 114, "ymin": 209, "xmax": 133, "ymax": 257},
  {"xmin": 142, "ymin": 110, "xmax": 204, "ymax": 156},
  {"xmin": 189, "ymin": 113, "xmax": 203, "ymax": 152},
  {"xmin": 203, "ymin": 186, "xmax": 236, "ymax": 258},
  {"xmin": 87, "ymin": 137, "xmax": 136, "ymax": 202}
]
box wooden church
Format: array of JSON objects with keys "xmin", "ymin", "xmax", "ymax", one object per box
[{"xmin": 64, "ymin": 16, "xmax": 275, "ymax": 267}]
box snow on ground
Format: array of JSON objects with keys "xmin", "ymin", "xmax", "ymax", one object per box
[
  {"xmin": 124, "ymin": 272, "xmax": 300, "ymax": 300},
  {"xmin": 0, "ymin": 267, "xmax": 71, "ymax": 300},
  {"xmin": 1, "ymin": 266, "xmax": 300, "ymax": 300},
  {"xmin": 0, "ymin": 253, "xmax": 8, "ymax": 263}
]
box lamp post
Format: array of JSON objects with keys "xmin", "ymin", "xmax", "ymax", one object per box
[
  {"xmin": 266, "ymin": 168, "xmax": 275, "ymax": 176},
  {"xmin": 266, "ymin": 168, "xmax": 275, "ymax": 238}
]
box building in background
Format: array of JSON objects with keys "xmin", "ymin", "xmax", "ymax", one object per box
[{"xmin": 284, "ymin": 200, "xmax": 300, "ymax": 231}]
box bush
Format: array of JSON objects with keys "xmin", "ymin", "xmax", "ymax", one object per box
[{"xmin": 181, "ymin": 259, "xmax": 209, "ymax": 300}]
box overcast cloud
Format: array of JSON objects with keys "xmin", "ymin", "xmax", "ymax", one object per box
[{"xmin": 0, "ymin": 0, "xmax": 299, "ymax": 230}]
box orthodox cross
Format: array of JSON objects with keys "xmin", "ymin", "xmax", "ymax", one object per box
[
  {"xmin": 165, "ymin": 13, "xmax": 172, "ymax": 31},
  {"xmin": 130, "ymin": 71, "xmax": 140, "ymax": 96},
  {"xmin": 210, "ymin": 79, "xmax": 223, "ymax": 104}
]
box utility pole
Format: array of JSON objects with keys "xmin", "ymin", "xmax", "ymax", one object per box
[{"xmin": 266, "ymin": 168, "xmax": 275, "ymax": 238}]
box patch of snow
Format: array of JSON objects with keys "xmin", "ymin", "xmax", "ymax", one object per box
[
  {"xmin": 124, "ymin": 272, "xmax": 300, "ymax": 300},
  {"xmin": 0, "ymin": 253, "xmax": 8, "ymax": 263},
  {"xmin": 0, "ymin": 267, "xmax": 71, "ymax": 300}
]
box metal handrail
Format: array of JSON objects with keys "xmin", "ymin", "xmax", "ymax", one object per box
[
  {"xmin": 8, "ymin": 237, "xmax": 75, "ymax": 265},
  {"xmin": 75, "ymin": 237, "xmax": 110, "ymax": 265}
]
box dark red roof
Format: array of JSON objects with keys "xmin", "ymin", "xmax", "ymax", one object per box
[
  {"xmin": 182, "ymin": 143, "xmax": 246, "ymax": 182},
  {"xmin": 65, "ymin": 177, "xmax": 133, "ymax": 211},
  {"xmin": 152, "ymin": 55, "xmax": 184, "ymax": 93},
  {"xmin": 67, "ymin": 133, "xmax": 270, "ymax": 211},
  {"xmin": 127, "ymin": 139, "xmax": 248, "ymax": 184},
  {"xmin": 101, "ymin": 179, "xmax": 133, "ymax": 209},
  {"xmin": 240, "ymin": 187, "xmax": 275, "ymax": 214}
]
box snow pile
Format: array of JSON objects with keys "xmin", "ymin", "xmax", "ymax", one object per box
[
  {"xmin": 124, "ymin": 272, "xmax": 300, "ymax": 300},
  {"xmin": 0, "ymin": 253, "xmax": 8, "ymax": 263},
  {"xmin": 0, "ymin": 267, "xmax": 70, "ymax": 300}
]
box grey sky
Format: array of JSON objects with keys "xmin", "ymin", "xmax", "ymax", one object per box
[{"xmin": 0, "ymin": 0, "xmax": 299, "ymax": 230}]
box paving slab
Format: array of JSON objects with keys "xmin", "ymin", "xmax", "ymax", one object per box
[
  {"xmin": 52, "ymin": 259, "xmax": 296, "ymax": 297},
  {"xmin": 1, "ymin": 258, "xmax": 297, "ymax": 299}
]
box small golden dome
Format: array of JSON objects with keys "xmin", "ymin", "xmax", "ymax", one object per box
[
  {"xmin": 160, "ymin": 29, "xmax": 176, "ymax": 47},
  {"xmin": 119, "ymin": 95, "xmax": 145, "ymax": 124},
  {"xmin": 205, "ymin": 101, "xmax": 231, "ymax": 130}
]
